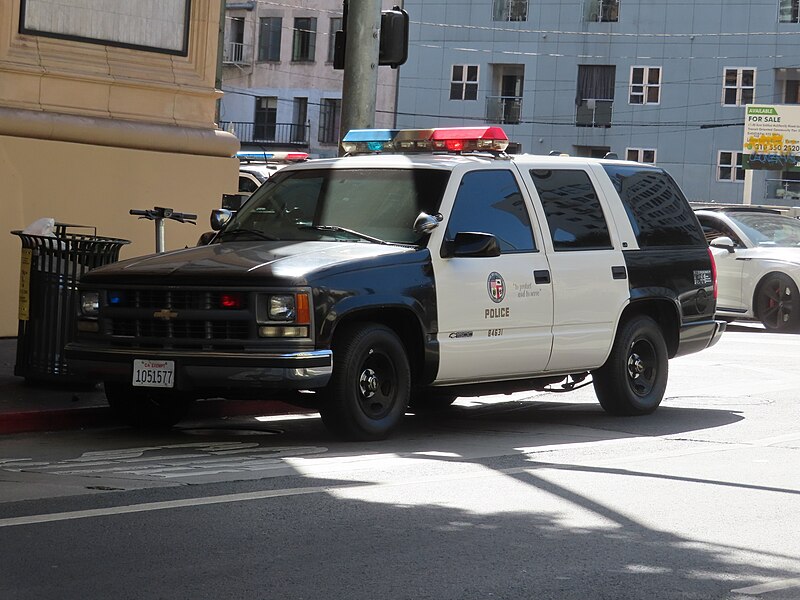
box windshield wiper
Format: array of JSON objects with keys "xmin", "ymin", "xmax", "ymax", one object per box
[
  {"xmin": 300, "ymin": 225, "xmax": 390, "ymax": 245},
  {"xmin": 217, "ymin": 228, "xmax": 277, "ymax": 242}
]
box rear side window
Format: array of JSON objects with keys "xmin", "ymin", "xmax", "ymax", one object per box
[
  {"xmin": 529, "ymin": 169, "xmax": 613, "ymax": 251},
  {"xmin": 603, "ymin": 165, "xmax": 706, "ymax": 247}
]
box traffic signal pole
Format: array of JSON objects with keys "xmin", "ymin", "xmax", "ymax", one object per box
[{"xmin": 338, "ymin": 0, "xmax": 382, "ymax": 156}]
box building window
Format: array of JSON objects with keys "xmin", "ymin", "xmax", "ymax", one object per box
[
  {"xmin": 327, "ymin": 17, "xmax": 342, "ymax": 62},
  {"xmin": 630, "ymin": 66, "xmax": 661, "ymax": 104},
  {"xmin": 576, "ymin": 65, "xmax": 615, "ymax": 127},
  {"xmin": 292, "ymin": 97, "xmax": 308, "ymax": 143},
  {"xmin": 779, "ymin": 0, "xmax": 800, "ymax": 22},
  {"xmin": 586, "ymin": 0, "xmax": 619, "ymax": 22},
  {"xmin": 258, "ymin": 17, "xmax": 281, "ymax": 61},
  {"xmin": 723, "ymin": 68, "xmax": 755, "ymax": 106},
  {"xmin": 319, "ymin": 98, "xmax": 341, "ymax": 144},
  {"xmin": 254, "ymin": 96, "xmax": 278, "ymax": 141},
  {"xmin": 784, "ymin": 79, "xmax": 800, "ymax": 103},
  {"xmin": 450, "ymin": 65, "xmax": 479, "ymax": 100},
  {"xmin": 493, "ymin": 0, "xmax": 528, "ymax": 21},
  {"xmin": 292, "ymin": 17, "xmax": 317, "ymax": 62},
  {"xmin": 626, "ymin": 148, "xmax": 656, "ymax": 163},
  {"xmin": 718, "ymin": 151, "xmax": 745, "ymax": 182}
]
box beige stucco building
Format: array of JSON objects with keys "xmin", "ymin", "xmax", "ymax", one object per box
[{"xmin": 0, "ymin": 0, "xmax": 239, "ymax": 337}]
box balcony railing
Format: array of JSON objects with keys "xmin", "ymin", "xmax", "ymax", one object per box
[
  {"xmin": 220, "ymin": 121, "xmax": 310, "ymax": 146},
  {"xmin": 486, "ymin": 96, "xmax": 522, "ymax": 125},
  {"xmin": 222, "ymin": 42, "xmax": 252, "ymax": 65},
  {"xmin": 575, "ymin": 99, "xmax": 613, "ymax": 127}
]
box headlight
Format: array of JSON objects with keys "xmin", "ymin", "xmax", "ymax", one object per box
[
  {"xmin": 268, "ymin": 295, "xmax": 296, "ymax": 321},
  {"xmin": 80, "ymin": 292, "xmax": 100, "ymax": 316}
]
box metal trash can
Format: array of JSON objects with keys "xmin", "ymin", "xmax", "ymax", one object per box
[{"xmin": 11, "ymin": 223, "xmax": 130, "ymax": 384}]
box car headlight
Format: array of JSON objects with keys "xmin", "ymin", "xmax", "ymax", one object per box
[
  {"xmin": 268, "ymin": 294, "xmax": 296, "ymax": 321},
  {"xmin": 80, "ymin": 292, "xmax": 100, "ymax": 316}
]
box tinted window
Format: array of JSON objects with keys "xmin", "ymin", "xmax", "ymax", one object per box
[
  {"xmin": 603, "ymin": 165, "xmax": 706, "ymax": 247},
  {"xmin": 445, "ymin": 170, "xmax": 535, "ymax": 253},
  {"xmin": 529, "ymin": 169, "xmax": 612, "ymax": 251}
]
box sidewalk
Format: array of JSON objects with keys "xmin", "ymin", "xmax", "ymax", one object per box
[{"xmin": 0, "ymin": 338, "xmax": 304, "ymax": 435}]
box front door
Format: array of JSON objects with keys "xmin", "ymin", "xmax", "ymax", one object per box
[{"xmin": 430, "ymin": 167, "xmax": 554, "ymax": 384}]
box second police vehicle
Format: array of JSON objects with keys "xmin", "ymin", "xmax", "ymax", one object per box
[{"xmin": 66, "ymin": 127, "xmax": 726, "ymax": 440}]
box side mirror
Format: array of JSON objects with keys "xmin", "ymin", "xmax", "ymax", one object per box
[
  {"xmin": 413, "ymin": 212, "xmax": 440, "ymax": 235},
  {"xmin": 210, "ymin": 209, "xmax": 233, "ymax": 231},
  {"xmin": 441, "ymin": 232, "xmax": 501, "ymax": 258},
  {"xmin": 710, "ymin": 236, "xmax": 736, "ymax": 253}
]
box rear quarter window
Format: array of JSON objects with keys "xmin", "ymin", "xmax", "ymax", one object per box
[{"xmin": 603, "ymin": 165, "xmax": 706, "ymax": 247}]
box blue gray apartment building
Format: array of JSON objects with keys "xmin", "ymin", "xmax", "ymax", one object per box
[{"xmin": 395, "ymin": 0, "xmax": 800, "ymax": 204}]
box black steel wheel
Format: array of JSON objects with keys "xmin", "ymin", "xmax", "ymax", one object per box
[
  {"xmin": 755, "ymin": 273, "xmax": 800, "ymax": 333},
  {"xmin": 104, "ymin": 382, "xmax": 192, "ymax": 429},
  {"xmin": 319, "ymin": 323, "xmax": 410, "ymax": 441},
  {"xmin": 592, "ymin": 315, "xmax": 668, "ymax": 416}
]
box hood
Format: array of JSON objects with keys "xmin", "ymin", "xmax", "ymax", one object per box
[{"xmin": 84, "ymin": 241, "xmax": 415, "ymax": 284}]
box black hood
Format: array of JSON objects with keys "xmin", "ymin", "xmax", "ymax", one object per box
[{"xmin": 82, "ymin": 241, "xmax": 415, "ymax": 285}]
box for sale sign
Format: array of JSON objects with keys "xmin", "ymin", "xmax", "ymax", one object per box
[{"xmin": 743, "ymin": 104, "xmax": 800, "ymax": 170}]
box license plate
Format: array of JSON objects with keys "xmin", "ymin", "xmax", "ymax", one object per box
[{"xmin": 132, "ymin": 359, "xmax": 175, "ymax": 388}]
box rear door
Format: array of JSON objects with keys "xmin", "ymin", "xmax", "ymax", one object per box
[
  {"xmin": 519, "ymin": 163, "xmax": 630, "ymax": 372},
  {"xmin": 429, "ymin": 165, "xmax": 554, "ymax": 384}
]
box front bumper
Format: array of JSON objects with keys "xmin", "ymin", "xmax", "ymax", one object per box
[
  {"xmin": 64, "ymin": 343, "xmax": 333, "ymax": 391},
  {"xmin": 674, "ymin": 319, "xmax": 727, "ymax": 358}
]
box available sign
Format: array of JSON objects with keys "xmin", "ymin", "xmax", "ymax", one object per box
[{"xmin": 743, "ymin": 104, "xmax": 800, "ymax": 170}]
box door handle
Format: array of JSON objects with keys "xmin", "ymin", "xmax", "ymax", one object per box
[
  {"xmin": 534, "ymin": 270, "xmax": 551, "ymax": 284},
  {"xmin": 611, "ymin": 266, "xmax": 627, "ymax": 280}
]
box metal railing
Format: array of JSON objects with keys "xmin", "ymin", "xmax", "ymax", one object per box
[
  {"xmin": 222, "ymin": 41, "xmax": 252, "ymax": 65},
  {"xmin": 220, "ymin": 121, "xmax": 310, "ymax": 146},
  {"xmin": 575, "ymin": 99, "xmax": 613, "ymax": 127},
  {"xmin": 486, "ymin": 95, "xmax": 523, "ymax": 125}
]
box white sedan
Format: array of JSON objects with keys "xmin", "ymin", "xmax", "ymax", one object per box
[{"xmin": 694, "ymin": 207, "xmax": 800, "ymax": 332}]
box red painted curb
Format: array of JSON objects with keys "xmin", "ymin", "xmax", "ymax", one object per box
[{"xmin": 0, "ymin": 400, "xmax": 312, "ymax": 435}]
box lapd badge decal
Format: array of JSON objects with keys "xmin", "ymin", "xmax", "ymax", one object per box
[{"xmin": 487, "ymin": 272, "xmax": 505, "ymax": 303}]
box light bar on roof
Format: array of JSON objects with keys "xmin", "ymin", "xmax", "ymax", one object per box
[
  {"xmin": 237, "ymin": 150, "xmax": 309, "ymax": 163},
  {"xmin": 341, "ymin": 126, "xmax": 509, "ymax": 155},
  {"xmin": 341, "ymin": 129, "xmax": 398, "ymax": 154}
]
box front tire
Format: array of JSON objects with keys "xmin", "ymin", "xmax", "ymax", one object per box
[
  {"xmin": 319, "ymin": 323, "xmax": 411, "ymax": 441},
  {"xmin": 104, "ymin": 382, "xmax": 192, "ymax": 429},
  {"xmin": 592, "ymin": 315, "xmax": 668, "ymax": 416},
  {"xmin": 755, "ymin": 273, "xmax": 800, "ymax": 333}
]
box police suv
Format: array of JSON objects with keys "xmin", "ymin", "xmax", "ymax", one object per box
[{"xmin": 66, "ymin": 127, "xmax": 725, "ymax": 440}]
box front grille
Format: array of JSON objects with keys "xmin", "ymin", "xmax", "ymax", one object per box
[
  {"xmin": 102, "ymin": 288, "xmax": 254, "ymax": 347},
  {"xmin": 111, "ymin": 290, "xmax": 248, "ymax": 310},
  {"xmin": 110, "ymin": 319, "xmax": 250, "ymax": 340}
]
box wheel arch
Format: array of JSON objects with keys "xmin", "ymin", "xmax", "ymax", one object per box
[
  {"xmin": 618, "ymin": 298, "xmax": 681, "ymax": 358},
  {"xmin": 329, "ymin": 306, "xmax": 433, "ymax": 387}
]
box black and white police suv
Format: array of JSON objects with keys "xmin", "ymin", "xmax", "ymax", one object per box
[{"xmin": 66, "ymin": 126, "xmax": 726, "ymax": 440}]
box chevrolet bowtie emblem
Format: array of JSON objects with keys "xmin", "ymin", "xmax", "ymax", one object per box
[{"xmin": 153, "ymin": 309, "xmax": 178, "ymax": 320}]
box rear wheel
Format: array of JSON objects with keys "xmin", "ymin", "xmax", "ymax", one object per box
[
  {"xmin": 592, "ymin": 315, "xmax": 668, "ymax": 416},
  {"xmin": 755, "ymin": 273, "xmax": 800, "ymax": 332},
  {"xmin": 319, "ymin": 323, "xmax": 410, "ymax": 441},
  {"xmin": 104, "ymin": 382, "xmax": 193, "ymax": 429}
]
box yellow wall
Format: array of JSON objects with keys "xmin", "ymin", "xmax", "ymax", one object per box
[{"xmin": 0, "ymin": 134, "xmax": 238, "ymax": 336}]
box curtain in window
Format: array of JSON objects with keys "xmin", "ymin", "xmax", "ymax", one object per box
[{"xmin": 577, "ymin": 65, "xmax": 616, "ymax": 101}]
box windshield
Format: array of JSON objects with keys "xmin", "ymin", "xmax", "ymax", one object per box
[
  {"xmin": 727, "ymin": 212, "xmax": 800, "ymax": 247},
  {"xmin": 219, "ymin": 168, "xmax": 450, "ymax": 245}
]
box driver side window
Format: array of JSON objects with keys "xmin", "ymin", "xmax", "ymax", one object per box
[{"xmin": 444, "ymin": 170, "xmax": 536, "ymax": 253}]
